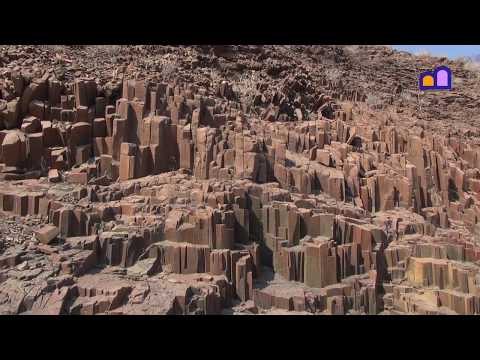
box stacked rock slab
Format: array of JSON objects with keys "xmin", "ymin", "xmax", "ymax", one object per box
[{"xmin": 2, "ymin": 46, "xmax": 480, "ymax": 315}]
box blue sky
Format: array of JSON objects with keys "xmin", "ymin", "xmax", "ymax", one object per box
[{"xmin": 393, "ymin": 45, "xmax": 480, "ymax": 59}]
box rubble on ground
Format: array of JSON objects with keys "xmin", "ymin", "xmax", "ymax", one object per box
[{"xmin": 1, "ymin": 45, "xmax": 480, "ymax": 315}]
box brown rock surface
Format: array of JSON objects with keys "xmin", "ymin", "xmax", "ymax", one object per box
[{"xmin": 1, "ymin": 45, "xmax": 480, "ymax": 315}]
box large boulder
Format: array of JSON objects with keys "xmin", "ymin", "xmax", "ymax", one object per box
[{"xmin": 1, "ymin": 131, "xmax": 26, "ymax": 167}]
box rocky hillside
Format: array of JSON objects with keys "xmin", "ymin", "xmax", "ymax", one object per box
[{"xmin": 1, "ymin": 45, "xmax": 480, "ymax": 315}]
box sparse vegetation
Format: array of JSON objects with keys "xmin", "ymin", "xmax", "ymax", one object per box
[
  {"xmin": 454, "ymin": 76, "xmax": 465, "ymax": 86},
  {"xmin": 399, "ymin": 90, "xmax": 415, "ymax": 104},
  {"xmin": 461, "ymin": 57, "xmax": 480, "ymax": 75},
  {"xmin": 324, "ymin": 68, "xmax": 342, "ymax": 83},
  {"xmin": 366, "ymin": 93, "xmax": 384, "ymax": 109},
  {"xmin": 159, "ymin": 58, "xmax": 178, "ymax": 80},
  {"xmin": 344, "ymin": 45, "xmax": 361, "ymax": 54},
  {"xmin": 2, "ymin": 45, "xmax": 480, "ymax": 316},
  {"xmin": 41, "ymin": 45, "xmax": 66, "ymax": 54},
  {"xmin": 232, "ymin": 71, "xmax": 259, "ymax": 102},
  {"xmin": 85, "ymin": 45, "xmax": 123, "ymax": 57},
  {"xmin": 415, "ymin": 49, "xmax": 431, "ymax": 57}
]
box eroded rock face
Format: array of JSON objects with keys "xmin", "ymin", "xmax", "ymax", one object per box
[{"xmin": 0, "ymin": 45, "xmax": 480, "ymax": 315}]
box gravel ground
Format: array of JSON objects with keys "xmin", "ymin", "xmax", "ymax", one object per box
[{"xmin": 0, "ymin": 213, "xmax": 44, "ymax": 251}]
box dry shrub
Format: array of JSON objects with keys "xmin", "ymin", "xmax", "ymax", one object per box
[
  {"xmin": 324, "ymin": 68, "xmax": 342, "ymax": 83},
  {"xmin": 209, "ymin": 68, "xmax": 223, "ymax": 85},
  {"xmin": 366, "ymin": 93, "xmax": 384, "ymax": 109},
  {"xmin": 454, "ymin": 76, "xmax": 464, "ymax": 86},
  {"xmin": 88, "ymin": 45, "xmax": 123, "ymax": 57},
  {"xmin": 462, "ymin": 58, "xmax": 480, "ymax": 76},
  {"xmin": 399, "ymin": 90, "xmax": 415, "ymax": 103},
  {"xmin": 41, "ymin": 45, "xmax": 66, "ymax": 53},
  {"xmin": 415, "ymin": 49, "xmax": 431, "ymax": 57},
  {"xmin": 232, "ymin": 72, "xmax": 258, "ymax": 100},
  {"xmin": 159, "ymin": 58, "xmax": 177, "ymax": 80},
  {"xmin": 344, "ymin": 45, "xmax": 361, "ymax": 54}
]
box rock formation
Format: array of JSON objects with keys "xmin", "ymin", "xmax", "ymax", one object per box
[{"xmin": 0, "ymin": 45, "xmax": 479, "ymax": 315}]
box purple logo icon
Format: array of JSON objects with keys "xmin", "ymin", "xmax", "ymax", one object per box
[{"xmin": 419, "ymin": 66, "xmax": 452, "ymax": 91}]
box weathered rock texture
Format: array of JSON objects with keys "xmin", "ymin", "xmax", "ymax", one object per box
[{"xmin": 0, "ymin": 45, "xmax": 480, "ymax": 315}]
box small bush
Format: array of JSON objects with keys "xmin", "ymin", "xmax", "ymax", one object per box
[
  {"xmin": 324, "ymin": 68, "xmax": 342, "ymax": 83},
  {"xmin": 160, "ymin": 60, "xmax": 177, "ymax": 80},
  {"xmin": 89, "ymin": 45, "xmax": 123, "ymax": 57},
  {"xmin": 42, "ymin": 45, "xmax": 66, "ymax": 53},
  {"xmin": 462, "ymin": 58, "xmax": 480, "ymax": 74},
  {"xmin": 366, "ymin": 93, "xmax": 384, "ymax": 109},
  {"xmin": 454, "ymin": 76, "xmax": 464, "ymax": 86},
  {"xmin": 232, "ymin": 72, "xmax": 259, "ymax": 101},
  {"xmin": 415, "ymin": 49, "xmax": 431, "ymax": 57},
  {"xmin": 344, "ymin": 45, "xmax": 361, "ymax": 54},
  {"xmin": 399, "ymin": 90, "xmax": 415, "ymax": 104}
]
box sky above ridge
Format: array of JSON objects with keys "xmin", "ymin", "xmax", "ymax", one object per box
[{"xmin": 393, "ymin": 45, "xmax": 480, "ymax": 59}]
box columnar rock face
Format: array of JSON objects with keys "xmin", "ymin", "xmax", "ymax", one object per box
[{"xmin": 1, "ymin": 45, "xmax": 480, "ymax": 315}]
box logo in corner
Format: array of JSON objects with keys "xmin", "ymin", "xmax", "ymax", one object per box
[{"xmin": 419, "ymin": 66, "xmax": 452, "ymax": 91}]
